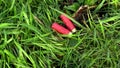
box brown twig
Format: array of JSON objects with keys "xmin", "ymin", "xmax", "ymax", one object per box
[{"xmin": 33, "ymin": 15, "xmax": 44, "ymax": 25}]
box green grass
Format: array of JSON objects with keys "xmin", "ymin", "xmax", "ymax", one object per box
[{"xmin": 0, "ymin": 0, "xmax": 120, "ymax": 68}]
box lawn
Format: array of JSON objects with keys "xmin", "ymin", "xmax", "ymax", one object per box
[{"xmin": 0, "ymin": 0, "xmax": 120, "ymax": 68}]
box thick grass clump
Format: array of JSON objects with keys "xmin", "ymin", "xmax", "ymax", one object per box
[{"xmin": 0, "ymin": 0, "xmax": 120, "ymax": 68}]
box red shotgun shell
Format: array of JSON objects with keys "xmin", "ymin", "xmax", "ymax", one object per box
[
  {"xmin": 51, "ymin": 22, "xmax": 72, "ymax": 35},
  {"xmin": 60, "ymin": 14, "xmax": 76, "ymax": 33}
]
